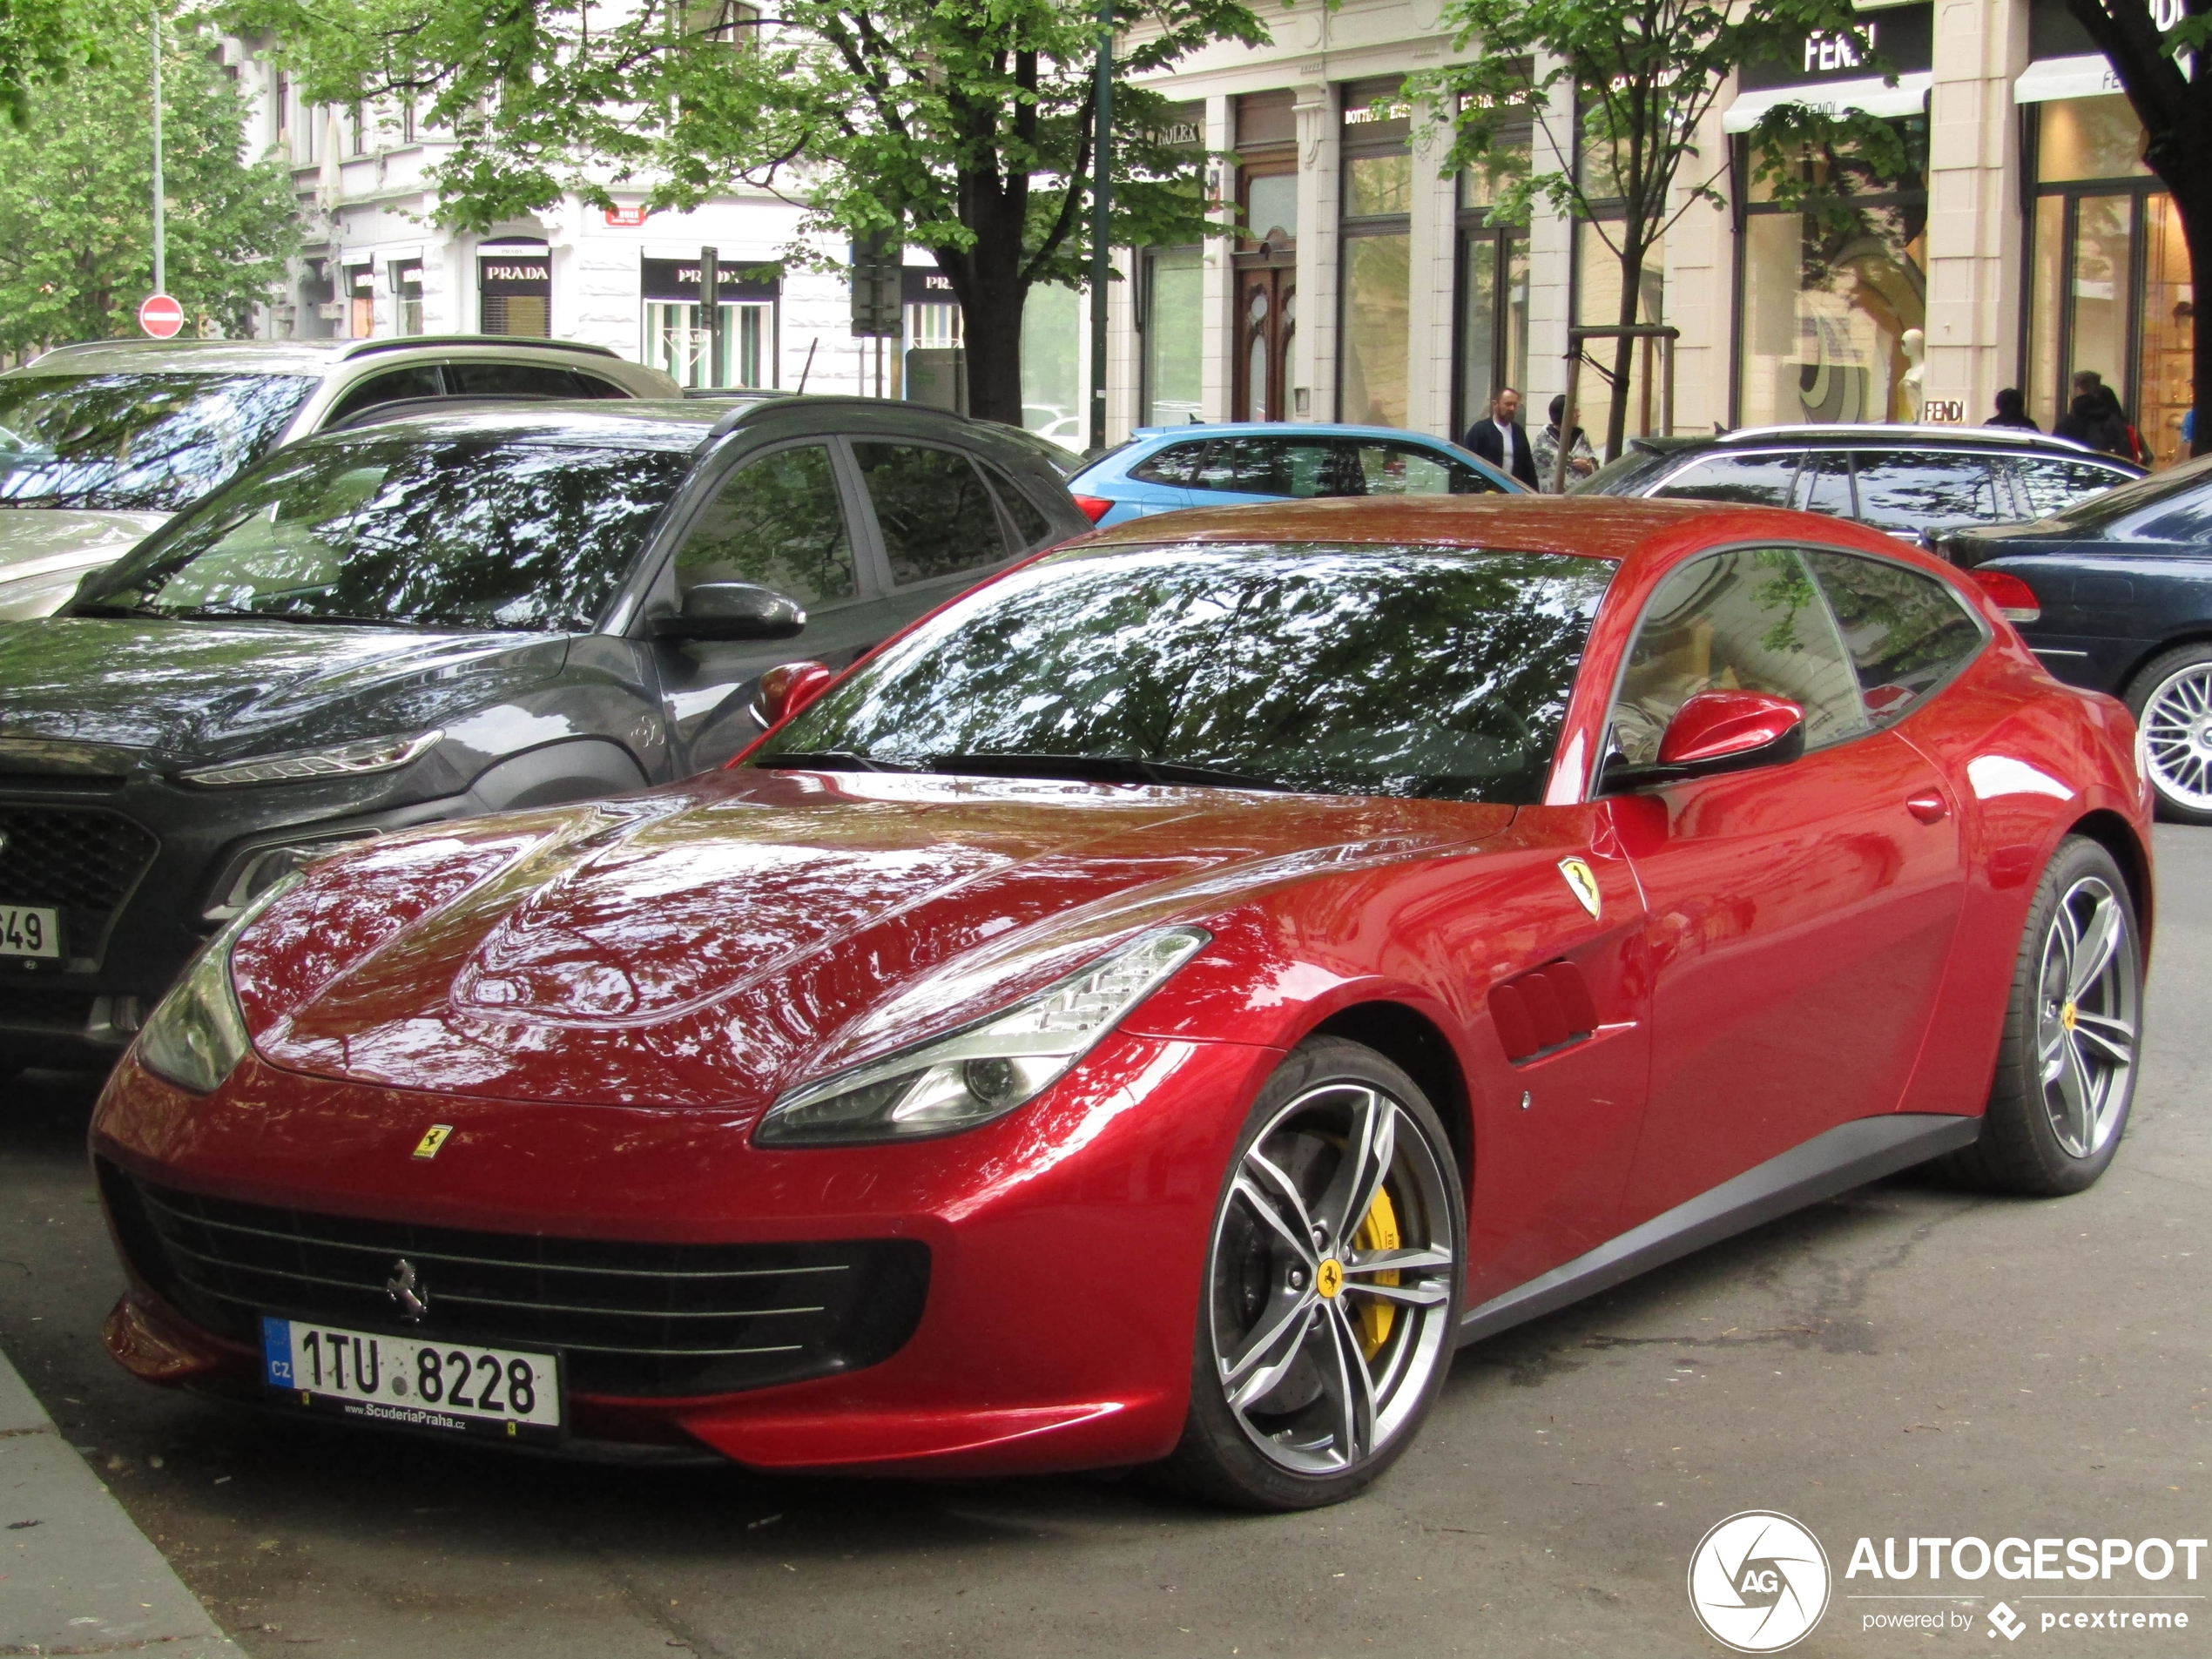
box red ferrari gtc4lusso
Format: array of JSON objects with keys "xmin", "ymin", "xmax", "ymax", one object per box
[{"xmin": 91, "ymin": 496, "xmax": 2150, "ymax": 1510}]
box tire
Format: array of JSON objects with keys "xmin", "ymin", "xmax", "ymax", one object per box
[
  {"xmin": 1158, "ymin": 1037, "xmax": 1467, "ymax": 1511},
  {"xmin": 1944, "ymin": 836, "xmax": 2143, "ymax": 1196},
  {"xmin": 2124, "ymin": 644, "xmax": 2212, "ymax": 825}
]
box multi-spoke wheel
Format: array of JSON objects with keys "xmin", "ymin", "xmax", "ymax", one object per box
[
  {"xmin": 1946, "ymin": 836, "xmax": 2143, "ymax": 1196},
  {"xmin": 1163, "ymin": 1038, "xmax": 1464, "ymax": 1509},
  {"xmin": 2127, "ymin": 644, "xmax": 2212, "ymax": 824}
]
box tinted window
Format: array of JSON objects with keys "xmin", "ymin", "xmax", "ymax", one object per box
[
  {"xmin": 446, "ymin": 362, "xmax": 594, "ymax": 398},
  {"xmin": 755, "ymin": 545, "xmax": 1613, "ymax": 804},
  {"xmin": 1344, "ymin": 441, "xmax": 1497, "ymax": 496},
  {"xmin": 1650, "ymin": 452, "xmax": 1800, "ymax": 507},
  {"xmin": 1609, "ymin": 547, "xmax": 1868, "ymax": 767},
  {"xmin": 1797, "ymin": 452, "xmax": 1853, "ymax": 518},
  {"xmin": 979, "ymin": 459, "xmax": 1054, "ymax": 545},
  {"xmin": 1130, "ymin": 442, "xmax": 1207, "ymax": 486},
  {"xmin": 2007, "ymin": 455, "xmax": 2135, "ymax": 520},
  {"xmin": 2038, "ymin": 449, "xmax": 2209, "ymax": 532},
  {"xmin": 0, "ymin": 372, "xmax": 314, "ymax": 511},
  {"xmin": 1191, "ymin": 436, "xmax": 1340, "ymax": 496},
  {"xmin": 1853, "ymin": 454, "xmax": 2003, "ymax": 535},
  {"xmin": 853, "ymin": 442, "xmax": 1010, "ymax": 585},
  {"xmin": 673, "ymin": 443, "xmax": 855, "ymax": 608},
  {"xmin": 1573, "ymin": 443, "xmax": 1682, "ymax": 496},
  {"xmin": 325, "ymin": 366, "xmax": 444, "ymax": 426},
  {"xmin": 1801, "ymin": 550, "xmax": 1985, "ymax": 725},
  {"xmin": 78, "ymin": 436, "xmax": 688, "ymax": 631}
]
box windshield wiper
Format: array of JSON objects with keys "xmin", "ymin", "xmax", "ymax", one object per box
[
  {"xmin": 754, "ymin": 749, "xmax": 915, "ymax": 773},
  {"xmin": 928, "ymin": 752, "xmax": 1293, "ymax": 792}
]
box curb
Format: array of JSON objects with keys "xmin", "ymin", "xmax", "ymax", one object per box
[{"xmin": 0, "ymin": 1345, "xmax": 235, "ymax": 1657}]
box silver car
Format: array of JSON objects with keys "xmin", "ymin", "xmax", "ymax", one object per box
[{"xmin": 0, "ymin": 337, "xmax": 678, "ymax": 617}]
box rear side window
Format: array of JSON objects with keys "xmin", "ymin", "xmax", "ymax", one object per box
[
  {"xmin": 672, "ymin": 442, "xmax": 856, "ymax": 608},
  {"xmin": 2008, "ymin": 455, "xmax": 2133, "ymax": 519},
  {"xmin": 978, "ymin": 459, "xmax": 1054, "ymax": 545},
  {"xmin": 1130, "ymin": 442, "xmax": 1207, "ymax": 486},
  {"xmin": 324, "ymin": 366, "xmax": 443, "ymax": 427},
  {"xmin": 853, "ymin": 442, "xmax": 1011, "ymax": 585},
  {"xmin": 1853, "ymin": 454, "xmax": 2004, "ymax": 535},
  {"xmin": 1192, "ymin": 435, "xmax": 1339, "ymax": 496},
  {"xmin": 1801, "ymin": 550, "xmax": 1986, "ymax": 725},
  {"xmin": 1796, "ymin": 452, "xmax": 1853, "ymax": 518},
  {"xmin": 1650, "ymin": 453, "xmax": 1801, "ymax": 507},
  {"xmin": 447, "ymin": 362, "xmax": 599, "ymax": 398},
  {"xmin": 1343, "ymin": 441, "xmax": 1498, "ymax": 496}
]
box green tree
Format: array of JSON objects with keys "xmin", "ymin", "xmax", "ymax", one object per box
[
  {"xmin": 1418, "ymin": 0, "xmax": 1898, "ymax": 463},
  {"xmin": 0, "ymin": 0, "xmax": 85, "ymax": 127},
  {"xmin": 0, "ymin": 0, "xmax": 300, "ymax": 350},
  {"xmin": 229, "ymin": 0, "xmax": 1267, "ymax": 426}
]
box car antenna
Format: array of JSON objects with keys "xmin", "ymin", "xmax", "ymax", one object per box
[{"xmin": 797, "ymin": 338, "xmax": 818, "ymax": 394}]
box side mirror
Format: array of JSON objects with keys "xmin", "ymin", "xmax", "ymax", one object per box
[
  {"xmin": 651, "ymin": 582, "xmax": 806, "ymax": 642},
  {"xmin": 750, "ymin": 660, "xmax": 835, "ymax": 729},
  {"xmin": 1604, "ymin": 690, "xmax": 1806, "ymax": 792}
]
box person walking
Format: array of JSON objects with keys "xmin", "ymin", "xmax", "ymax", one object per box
[
  {"xmin": 1531, "ymin": 394, "xmax": 1599, "ymax": 491},
  {"xmin": 1462, "ymin": 387, "xmax": 1540, "ymax": 489},
  {"xmin": 2054, "ymin": 370, "xmax": 2135, "ymax": 461},
  {"xmin": 1986, "ymin": 388, "xmax": 2038, "ymax": 431}
]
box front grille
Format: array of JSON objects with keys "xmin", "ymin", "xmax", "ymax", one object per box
[
  {"xmin": 101, "ymin": 1164, "xmax": 931, "ymax": 1398},
  {"xmin": 0, "ymin": 805, "xmax": 158, "ymax": 959}
]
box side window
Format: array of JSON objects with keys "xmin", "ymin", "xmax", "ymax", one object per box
[
  {"xmin": 977, "ymin": 459, "xmax": 1053, "ymax": 546},
  {"xmin": 1345, "ymin": 442, "xmax": 1496, "ymax": 496},
  {"xmin": 447, "ymin": 362, "xmax": 592, "ymax": 398},
  {"xmin": 2009, "ymin": 456, "xmax": 2131, "ymax": 519},
  {"xmin": 1191, "ymin": 436, "xmax": 1339, "ymax": 496},
  {"xmin": 1649, "ymin": 453, "xmax": 1801, "ymax": 507},
  {"xmin": 1796, "ymin": 452, "xmax": 1853, "ymax": 518},
  {"xmin": 852, "ymin": 442, "xmax": 1011, "ymax": 586},
  {"xmin": 323, "ymin": 366, "xmax": 443, "ymax": 427},
  {"xmin": 1130, "ymin": 442, "xmax": 1207, "ymax": 487},
  {"xmin": 1608, "ymin": 548, "xmax": 1870, "ymax": 768},
  {"xmin": 1800, "ymin": 550, "xmax": 1986, "ymax": 725},
  {"xmin": 671, "ymin": 443, "xmax": 857, "ymax": 609},
  {"xmin": 577, "ymin": 374, "xmax": 633, "ymax": 401},
  {"xmin": 1852, "ymin": 453, "xmax": 2003, "ymax": 535}
]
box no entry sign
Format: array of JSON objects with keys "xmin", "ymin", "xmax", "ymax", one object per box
[{"xmin": 138, "ymin": 293, "xmax": 185, "ymax": 339}]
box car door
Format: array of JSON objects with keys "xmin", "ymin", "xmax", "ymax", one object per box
[
  {"xmin": 1603, "ymin": 544, "xmax": 1970, "ymax": 1226},
  {"xmin": 646, "ymin": 438, "xmax": 874, "ymax": 774}
]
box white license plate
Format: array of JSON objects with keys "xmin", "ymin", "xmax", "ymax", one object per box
[
  {"xmin": 0, "ymin": 906, "xmax": 58, "ymax": 960},
  {"xmin": 260, "ymin": 1316, "xmax": 563, "ymax": 1441}
]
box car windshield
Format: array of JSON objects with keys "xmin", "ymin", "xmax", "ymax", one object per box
[
  {"xmin": 1570, "ymin": 442, "xmax": 1685, "ymax": 496},
  {"xmin": 753, "ymin": 542, "xmax": 1614, "ymax": 802},
  {"xmin": 0, "ymin": 372, "xmax": 316, "ymax": 512},
  {"xmin": 2037, "ymin": 448, "xmax": 2212, "ymax": 531},
  {"xmin": 76, "ymin": 434, "xmax": 691, "ymax": 631}
]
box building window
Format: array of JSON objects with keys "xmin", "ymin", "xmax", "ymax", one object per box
[
  {"xmin": 479, "ymin": 246, "xmax": 552, "ymax": 336},
  {"xmin": 1022, "ymin": 281, "xmax": 1082, "ymax": 448},
  {"xmin": 1453, "ymin": 114, "xmax": 1531, "ymax": 439},
  {"xmin": 345, "ymin": 264, "xmax": 374, "ymax": 338},
  {"xmin": 1142, "ymin": 247, "xmax": 1204, "ymax": 426},
  {"xmin": 1233, "ymin": 91, "xmax": 1298, "ymax": 422},
  {"xmin": 391, "ymin": 259, "xmax": 424, "ymax": 334},
  {"xmin": 1338, "ymin": 80, "xmax": 1412, "ymax": 428},
  {"xmin": 1734, "ymin": 116, "xmax": 1925, "ymax": 428},
  {"xmin": 641, "ymin": 255, "xmax": 779, "ymax": 387},
  {"xmin": 2024, "ymin": 94, "xmax": 2190, "ymax": 468}
]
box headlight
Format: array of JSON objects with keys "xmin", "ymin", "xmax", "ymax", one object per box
[
  {"xmin": 755, "ymin": 927, "xmax": 1210, "ymax": 1147},
  {"xmin": 134, "ymin": 874, "xmax": 302, "ymax": 1094},
  {"xmin": 179, "ymin": 729, "xmax": 442, "ymax": 789}
]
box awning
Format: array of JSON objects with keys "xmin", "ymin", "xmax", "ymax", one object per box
[
  {"xmin": 1721, "ymin": 71, "xmax": 1933, "ymax": 132},
  {"xmin": 2013, "ymin": 52, "xmax": 2126, "ymax": 103}
]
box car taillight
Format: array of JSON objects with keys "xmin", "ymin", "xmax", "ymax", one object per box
[
  {"xmin": 1968, "ymin": 569, "xmax": 2041, "ymax": 624},
  {"xmin": 1072, "ymin": 494, "xmax": 1114, "ymax": 523}
]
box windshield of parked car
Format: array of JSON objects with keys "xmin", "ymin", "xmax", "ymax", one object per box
[
  {"xmin": 1569, "ymin": 442, "xmax": 1686, "ymax": 496},
  {"xmin": 753, "ymin": 543, "xmax": 1615, "ymax": 802},
  {"xmin": 2033, "ymin": 448, "xmax": 2212, "ymax": 532},
  {"xmin": 75, "ymin": 434, "xmax": 691, "ymax": 631},
  {"xmin": 0, "ymin": 372, "xmax": 315, "ymax": 512}
]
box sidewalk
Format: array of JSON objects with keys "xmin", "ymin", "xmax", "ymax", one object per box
[{"xmin": 0, "ymin": 1345, "xmax": 236, "ymax": 1657}]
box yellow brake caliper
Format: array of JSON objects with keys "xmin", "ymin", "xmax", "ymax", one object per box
[{"xmin": 1352, "ymin": 1187, "xmax": 1402, "ymax": 1359}]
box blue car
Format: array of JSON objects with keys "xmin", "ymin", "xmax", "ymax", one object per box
[{"xmin": 1069, "ymin": 422, "xmax": 1524, "ymax": 527}]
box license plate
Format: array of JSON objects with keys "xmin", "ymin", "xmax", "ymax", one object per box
[
  {"xmin": 0, "ymin": 906, "xmax": 58, "ymax": 960},
  {"xmin": 260, "ymin": 1316, "xmax": 563, "ymax": 1442}
]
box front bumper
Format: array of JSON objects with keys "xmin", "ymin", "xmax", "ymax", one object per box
[{"xmin": 91, "ymin": 1033, "xmax": 1279, "ymax": 1477}]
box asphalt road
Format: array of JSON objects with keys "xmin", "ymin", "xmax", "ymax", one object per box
[{"xmin": 3, "ymin": 831, "xmax": 2206, "ymax": 1659}]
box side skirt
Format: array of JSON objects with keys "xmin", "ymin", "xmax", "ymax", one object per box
[{"xmin": 1456, "ymin": 1113, "xmax": 1982, "ymax": 1346}]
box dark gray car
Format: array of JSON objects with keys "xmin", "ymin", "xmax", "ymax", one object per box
[{"xmin": 0, "ymin": 395, "xmax": 1089, "ymax": 1069}]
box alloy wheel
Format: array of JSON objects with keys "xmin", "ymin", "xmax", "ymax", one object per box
[
  {"xmin": 2137, "ymin": 663, "xmax": 2212, "ymax": 812},
  {"xmin": 2035, "ymin": 873, "xmax": 2140, "ymax": 1159},
  {"xmin": 1205, "ymin": 1082, "xmax": 1458, "ymax": 1476}
]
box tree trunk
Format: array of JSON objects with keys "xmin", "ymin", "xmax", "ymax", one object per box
[
  {"xmin": 1602, "ymin": 238, "xmax": 1647, "ymax": 463},
  {"xmin": 938, "ymin": 161, "xmax": 1031, "ymax": 428}
]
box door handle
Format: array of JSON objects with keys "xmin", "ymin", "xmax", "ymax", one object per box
[{"xmin": 1905, "ymin": 793, "xmax": 1949, "ymax": 825}]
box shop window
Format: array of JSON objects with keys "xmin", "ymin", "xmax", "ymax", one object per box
[
  {"xmin": 1339, "ymin": 80, "xmax": 1412, "ymax": 429},
  {"xmin": 479, "ymin": 248, "xmax": 552, "ymax": 337},
  {"xmin": 1141, "ymin": 249, "xmax": 1204, "ymax": 428},
  {"xmin": 391, "ymin": 259, "xmax": 424, "ymax": 335},
  {"xmin": 345, "ymin": 265, "xmax": 374, "ymax": 340},
  {"xmin": 646, "ymin": 300, "xmax": 774, "ymax": 388}
]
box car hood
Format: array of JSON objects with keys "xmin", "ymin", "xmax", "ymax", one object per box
[
  {"xmin": 0, "ymin": 506, "xmax": 170, "ymax": 579},
  {"xmin": 233, "ymin": 768, "xmax": 1507, "ymax": 1112},
  {"xmin": 0, "ymin": 617, "xmax": 566, "ymax": 763}
]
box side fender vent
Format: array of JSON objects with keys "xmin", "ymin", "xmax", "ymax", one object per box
[{"xmin": 1489, "ymin": 960, "xmax": 1598, "ymax": 1064}]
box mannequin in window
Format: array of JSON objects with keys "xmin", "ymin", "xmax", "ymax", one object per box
[{"xmin": 1898, "ymin": 327, "xmax": 1925, "ymax": 422}]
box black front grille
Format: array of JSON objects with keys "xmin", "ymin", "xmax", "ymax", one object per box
[
  {"xmin": 101, "ymin": 1164, "xmax": 931, "ymax": 1398},
  {"xmin": 0, "ymin": 805, "xmax": 158, "ymax": 957}
]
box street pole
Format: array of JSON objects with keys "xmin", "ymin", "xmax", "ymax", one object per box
[
  {"xmin": 150, "ymin": 3, "xmax": 165, "ymax": 298},
  {"xmin": 1086, "ymin": 0, "xmax": 1111, "ymax": 454}
]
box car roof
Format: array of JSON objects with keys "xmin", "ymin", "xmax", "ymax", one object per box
[
  {"xmin": 302, "ymin": 398, "xmax": 719, "ymax": 451},
  {"xmin": 1655, "ymin": 423, "xmax": 2130, "ymax": 461},
  {"xmin": 1127, "ymin": 422, "xmax": 1467, "ymax": 445},
  {"xmin": 8, "ymin": 335, "xmax": 625, "ymax": 378}
]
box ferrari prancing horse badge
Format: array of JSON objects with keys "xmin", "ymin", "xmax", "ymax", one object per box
[{"xmin": 1558, "ymin": 858, "xmax": 1602, "ymax": 920}]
